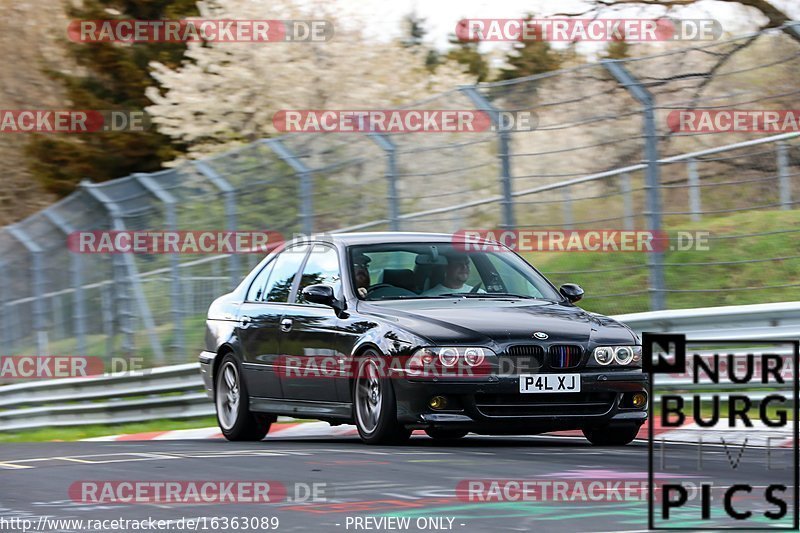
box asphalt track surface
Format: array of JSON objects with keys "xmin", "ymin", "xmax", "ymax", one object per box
[{"xmin": 0, "ymin": 433, "xmax": 796, "ymax": 533}]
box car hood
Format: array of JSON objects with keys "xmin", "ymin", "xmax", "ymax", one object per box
[{"xmin": 359, "ymin": 298, "xmax": 637, "ymax": 347}]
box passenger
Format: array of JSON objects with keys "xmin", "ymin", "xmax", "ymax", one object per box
[{"xmin": 352, "ymin": 253, "xmax": 371, "ymax": 298}]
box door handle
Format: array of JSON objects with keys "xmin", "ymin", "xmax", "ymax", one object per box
[
  {"xmin": 280, "ymin": 318, "xmax": 293, "ymax": 332},
  {"xmin": 240, "ymin": 315, "xmax": 252, "ymax": 326}
]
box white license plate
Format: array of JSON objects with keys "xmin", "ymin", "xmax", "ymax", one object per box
[{"xmin": 519, "ymin": 374, "xmax": 581, "ymax": 393}]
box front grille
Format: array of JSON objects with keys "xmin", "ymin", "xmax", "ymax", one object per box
[
  {"xmin": 500, "ymin": 345, "xmax": 545, "ymax": 375},
  {"xmin": 475, "ymin": 392, "xmax": 615, "ymax": 417},
  {"xmin": 507, "ymin": 345, "xmax": 545, "ymax": 357},
  {"xmin": 549, "ymin": 344, "xmax": 583, "ymax": 369}
]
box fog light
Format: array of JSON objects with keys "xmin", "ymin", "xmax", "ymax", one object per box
[
  {"xmin": 632, "ymin": 392, "xmax": 647, "ymax": 408},
  {"xmin": 429, "ymin": 396, "xmax": 447, "ymax": 409}
]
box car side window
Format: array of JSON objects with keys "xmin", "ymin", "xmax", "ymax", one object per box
[
  {"xmin": 245, "ymin": 260, "xmax": 277, "ymax": 302},
  {"xmin": 296, "ymin": 245, "xmax": 341, "ymax": 304},
  {"xmin": 264, "ymin": 245, "xmax": 309, "ymax": 303}
]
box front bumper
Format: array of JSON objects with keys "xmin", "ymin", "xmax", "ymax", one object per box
[
  {"xmin": 393, "ymin": 370, "xmax": 648, "ymax": 433},
  {"xmin": 199, "ymin": 351, "xmax": 216, "ymax": 399}
]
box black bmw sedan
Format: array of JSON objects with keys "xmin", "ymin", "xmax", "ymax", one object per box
[{"xmin": 199, "ymin": 232, "xmax": 647, "ymax": 445}]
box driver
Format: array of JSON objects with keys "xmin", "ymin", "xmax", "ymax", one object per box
[
  {"xmin": 352, "ymin": 252, "xmax": 371, "ymax": 298},
  {"xmin": 423, "ymin": 253, "xmax": 482, "ymax": 295}
]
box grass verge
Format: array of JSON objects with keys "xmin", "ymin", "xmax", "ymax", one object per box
[{"xmin": 0, "ymin": 416, "xmax": 219, "ymax": 443}]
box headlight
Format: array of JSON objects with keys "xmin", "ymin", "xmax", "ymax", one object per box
[
  {"xmin": 593, "ymin": 346, "xmax": 614, "ymax": 365},
  {"xmin": 593, "ymin": 345, "xmax": 641, "ymax": 366},
  {"xmin": 614, "ymin": 346, "xmax": 634, "ymax": 365},
  {"xmin": 463, "ymin": 347, "xmax": 485, "ymax": 367},
  {"xmin": 439, "ymin": 347, "xmax": 459, "ymax": 367},
  {"xmin": 409, "ymin": 346, "xmax": 495, "ymax": 372}
]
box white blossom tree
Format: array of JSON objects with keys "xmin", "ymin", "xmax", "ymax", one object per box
[{"xmin": 146, "ymin": 0, "xmax": 475, "ymax": 157}]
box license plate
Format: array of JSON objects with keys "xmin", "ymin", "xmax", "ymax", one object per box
[{"xmin": 519, "ymin": 373, "xmax": 581, "ymax": 393}]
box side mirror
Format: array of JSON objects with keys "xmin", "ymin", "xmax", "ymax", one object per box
[
  {"xmin": 302, "ymin": 284, "xmax": 336, "ymax": 306},
  {"xmin": 559, "ymin": 283, "xmax": 584, "ymax": 303}
]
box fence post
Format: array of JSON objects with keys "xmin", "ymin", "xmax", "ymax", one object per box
[
  {"xmin": 81, "ymin": 181, "xmax": 165, "ymax": 364},
  {"xmin": 136, "ymin": 174, "xmax": 184, "ymax": 362},
  {"xmin": 100, "ymin": 280, "xmax": 114, "ymax": 357},
  {"xmin": 620, "ymin": 172, "xmax": 634, "ymax": 230},
  {"xmin": 43, "ymin": 210, "xmax": 87, "ymax": 355},
  {"xmin": 6, "ymin": 226, "xmax": 48, "ymax": 355},
  {"xmin": 368, "ymin": 134, "xmax": 400, "ymax": 231},
  {"xmin": 687, "ymin": 159, "xmax": 702, "ymax": 222},
  {"xmin": 604, "ymin": 60, "xmax": 666, "ymax": 311},
  {"xmin": 0, "ymin": 261, "xmax": 12, "ymax": 351},
  {"xmin": 460, "ymin": 86, "xmax": 515, "ymax": 229},
  {"xmin": 264, "ymin": 139, "xmax": 314, "ymax": 235},
  {"xmin": 777, "ymin": 142, "xmax": 792, "ymax": 210},
  {"xmin": 194, "ymin": 161, "xmax": 241, "ymax": 288}
]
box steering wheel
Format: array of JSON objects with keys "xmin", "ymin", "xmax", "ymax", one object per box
[
  {"xmin": 366, "ymin": 283, "xmax": 394, "ymax": 296},
  {"xmin": 470, "ymin": 282, "xmax": 483, "ymax": 293}
]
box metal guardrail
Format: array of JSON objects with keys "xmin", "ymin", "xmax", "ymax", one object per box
[
  {"xmin": 0, "ymin": 302, "xmax": 796, "ymax": 432},
  {"xmin": 0, "ymin": 363, "xmax": 212, "ymax": 432},
  {"xmin": 616, "ymin": 301, "xmax": 800, "ymax": 341}
]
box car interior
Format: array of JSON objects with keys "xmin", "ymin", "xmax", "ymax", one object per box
[{"xmin": 354, "ymin": 247, "xmax": 498, "ymax": 299}]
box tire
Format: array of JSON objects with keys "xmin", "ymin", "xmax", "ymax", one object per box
[
  {"xmin": 215, "ymin": 353, "xmax": 274, "ymax": 441},
  {"xmin": 353, "ymin": 351, "xmax": 411, "ymax": 445},
  {"xmin": 425, "ymin": 429, "xmax": 468, "ymax": 440},
  {"xmin": 582, "ymin": 423, "xmax": 641, "ymax": 446}
]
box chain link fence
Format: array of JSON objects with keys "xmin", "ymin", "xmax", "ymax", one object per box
[{"xmin": 1, "ymin": 24, "xmax": 799, "ymax": 365}]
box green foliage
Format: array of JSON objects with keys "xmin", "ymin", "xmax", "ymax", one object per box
[
  {"xmin": 402, "ymin": 12, "xmax": 427, "ymax": 48},
  {"xmin": 0, "ymin": 416, "xmax": 219, "ymax": 442},
  {"xmin": 26, "ymin": 0, "xmax": 199, "ymax": 196},
  {"xmin": 530, "ymin": 210, "xmax": 800, "ymax": 316},
  {"xmin": 401, "ymin": 12, "xmax": 445, "ymax": 74},
  {"xmin": 604, "ymin": 38, "xmax": 631, "ymax": 60},
  {"xmin": 496, "ymin": 15, "xmax": 564, "ymax": 81},
  {"xmin": 446, "ymin": 35, "xmax": 490, "ymax": 82}
]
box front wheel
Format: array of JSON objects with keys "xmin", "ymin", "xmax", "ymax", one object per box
[
  {"xmin": 582, "ymin": 423, "xmax": 641, "ymax": 446},
  {"xmin": 354, "ymin": 352, "xmax": 411, "ymax": 445},
  {"xmin": 215, "ymin": 353, "xmax": 274, "ymax": 441}
]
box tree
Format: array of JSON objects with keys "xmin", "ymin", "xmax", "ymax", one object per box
[
  {"xmin": 495, "ymin": 16, "xmax": 564, "ymax": 81},
  {"xmin": 445, "ymin": 34, "xmax": 490, "ymax": 82},
  {"xmin": 402, "ymin": 12, "xmax": 441, "ymax": 72},
  {"xmin": 25, "ymin": 0, "xmax": 198, "ymax": 196},
  {"xmin": 568, "ymin": 0, "xmax": 800, "ymax": 43},
  {"xmin": 146, "ymin": 0, "xmax": 475, "ymax": 158},
  {"xmin": 604, "ymin": 37, "xmax": 631, "ymax": 59}
]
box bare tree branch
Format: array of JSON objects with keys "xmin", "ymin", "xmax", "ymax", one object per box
[{"xmin": 593, "ymin": 0, "xmax": 800, "ymax": 45}]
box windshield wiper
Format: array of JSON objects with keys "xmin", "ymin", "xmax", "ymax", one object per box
[
  {"xmin": 369, "ymin": 295, "xmax": 452, "ymax": 301},
  {"xmin": 437, "ymin": 292, "xmax": 539, "ymax": 299}
]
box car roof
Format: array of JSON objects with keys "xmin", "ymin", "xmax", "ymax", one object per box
[{"xmin": 299, "ymin": 232, "xmax": 497, "ymax": 247}]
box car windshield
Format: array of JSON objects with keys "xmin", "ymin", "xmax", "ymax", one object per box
[{"xmin": 348, "ymin": 242, "xmax": 562, "ymax": 301}]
